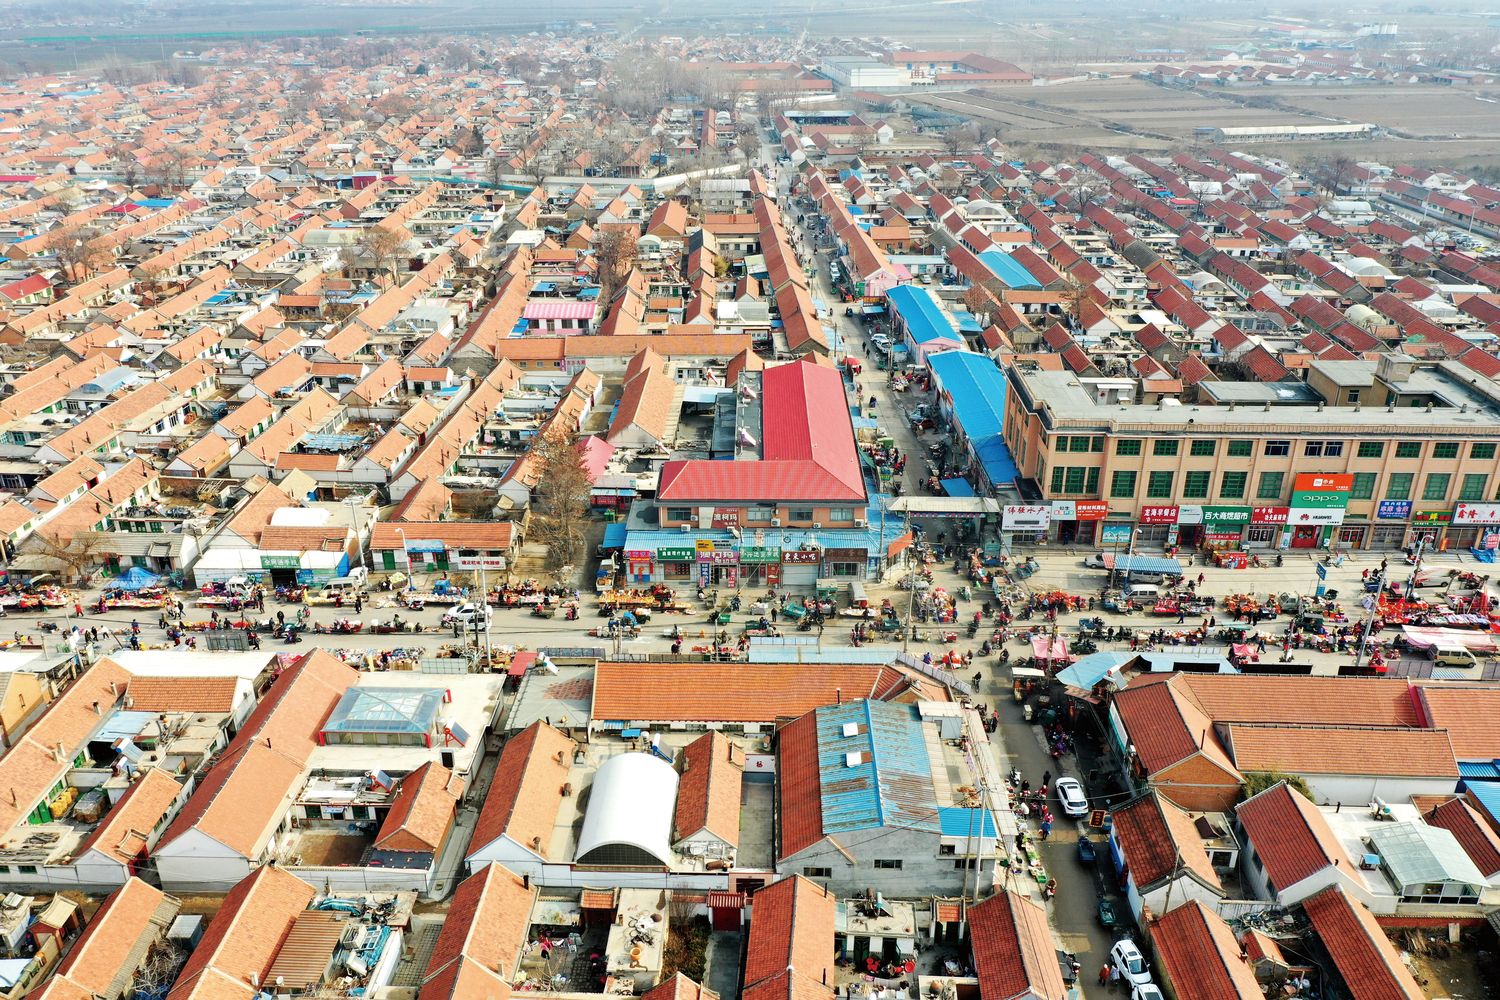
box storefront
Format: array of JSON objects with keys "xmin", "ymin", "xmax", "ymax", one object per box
[
  {"xmin": 657, "ymin": 546, "xmax": 696, "ymax": 582},
  {"xmin": 780, "ymin": 548, "xmax": 820, "ymax": 589},
  {"xmin": 1371, "ymin": 501, "xmax": 1412, "ymax": 550},
  {"xmin": 738, "ymin": 546, "xmax": 781, "ymax": 588},
  {"xmin": 1445, "ymin": 501, "xmax": 1500, "ymax": 551},
  {"xmin": 1410, "ymin": 510, "xmax": 1452, "ymax": 549},
  {"xmin": 1245, "ymin": 507, "xmax": 1288, "ymax": 549},
  {"xmin": 625, "ymin": 549, "xmax": 658, "ymax": 584},
  {"xmin": 1002, "ymin": 505, "xmax": 1051, "ymax": 548},
  {"xmin": 1286, "ymin": 474, "xmax": 1352, "ymax": 549},
  {"xmin": 697, "ymin": 540, "xmax": 739, "ymax": 587},
  {"xmin": 1135, "ymin": 505, "xmax": 1178, "ymax": 547},
  {"xmin": 1335, "ymin": 521, "xmax": 1368, "ymax": 549},
  {"xmin": 1050, "ymin": 501, "xmax": 1108, "ymax": 546},
  {"xmin": 1197, "ymin": 506, "xmax": 1251, "ymax": 549}
]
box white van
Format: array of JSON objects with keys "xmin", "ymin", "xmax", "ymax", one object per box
[
  {"xmin": 1432, "ymin": 645, "xmax": 1479, "ymax": 671},
  {"xmin": 1124, "ymin": 583, "xmax": 1160, "ymax": 602}
]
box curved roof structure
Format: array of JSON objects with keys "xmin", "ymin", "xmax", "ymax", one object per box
[{"xmin": 576, "ymin": 752, "xmax": 679, "ymax": 868}]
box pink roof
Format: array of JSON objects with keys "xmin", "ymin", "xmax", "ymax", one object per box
[
  {"xmin": 658, "ymin": 360, "xmax": 865, "ymax": 504},
  {"xmin": 575, "ymin": 435, "xmax": 615, "ymax": 484},
  {"xmin": 524, "ymin": 300, "xmax": 597, "ymax": 321}
]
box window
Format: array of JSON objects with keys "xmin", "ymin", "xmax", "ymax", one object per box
[
  {"xmin": 1110, "ymin": 471, "xmax": 1137, "ymax": 499},
  {"xmin": 1147, "ymin": 471, "xmax": 1174, "ymax": 499},
  {"xmin": 1304, "ymin": 441, "xmax": 1344, "ymax": 458},
  {"xmin": 1090, "ymin": 436, "xmax": 1106, "ymax": 452},
  {"xmin": 1183, "ymin": 471, "xmax": 1210, "ymax": 499},
  {"xmin": 1357, "ymin": 441, "xmax": 1385, "ymax": 459},
  {"xmin": 789, "ymin": 508, "xmax": 814, "ymax": 521},
  {"xmin": 1116, "ymin": 439, "xmax": 1143, "ymax": 456},
  {"xmin": 1068, "ymin": 435, "xmax": 1093, "ymax": 452},
  {"xmin": 1220, "ymin": 471, "xmax": 1247, "ymax": 499},
  {"xmin": 803, "ymin": 867, "xmax": 832, "ymax": 879},
  {"xmin": 828, "ymin": 508, "xmax": 854, "ymax": 523},
  {"xmin": 1395, "ymin": 441, "xmax": 1422, "ymax": 459},
  {"xmin": 1257, "ymin": 471, "xmax": 1284, "ymax": 501},
  {"xmin": 1433, "ymin": 442, "xmax": 1460, "ymax": 459},
  {"xmin": 1472, "ymin": 443, "xmax": 1497, "ymax": 460},
  {"xmin": 666, "ymin": 507, "xmax": 692, "ymax": 522},
  {"xmin": 746, "ymin": 507, "xmax": 773, "ymax": 524},
  {"xmin": 1422, "ymin": 473, "xmax": 1451, "ymax": 501},
  {"xmin": 874, "ymin": 859, "xmax": 903, "ymax": 870},
  {"xmin": 1351, "ymin": 472, "xmax": 1376, "ymax": 500},
  {"xmin": 1264, "ymin": 440, "xmax": 1290, "ymax": 457},
  {"xmin": 1153, "ymin": 440, "xmax": 1179, "ymax": 457},
  {"xmin": 953, "ymin": 859, "xmax": 979, "ymax": 870},
  {"xmin": 1227, "ymin": 440, "xmax": 1253, "ymax": 457},
  {"xmin": 1386, "ymin": 472, "xmax": 1413, "ymax": 500},
  {"xmin": 1347, "ymin": 388, "xmax": 1360, "ymax": 404},
  {"xmin": 1460, "ymin": 474, "xmax": 1488, "ymax": 502},
  {"xmin": 830, "ymin": 562, "xmax": 862, "ymax": 577},
  {"xmin": 1190, "ymin": 439, "xmax": 1216, "ymax": 457},
  {"xmin": 1065, "ymin": 467, "xmax": 1086, "ymax": 493}
]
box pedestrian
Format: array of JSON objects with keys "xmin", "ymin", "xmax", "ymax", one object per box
[
  {"xmin": 1176, "ymin": 609, "xmax": 1185, "ymax": 624},
  {"xmin": 1040, "ymin": 820, "xmax": 1052, "ymax": 840},
  {"xmin": 1099, "ymin": 965, "xmax": 1111, "ymax": 987},
  {"xmin": 1042, "ymin": 769, "xmax": 1051, "ymax": 787},
  {"xmin": 354, "ymin": 595, "xmax": 363, "ymax": 614},
  {"xmin": 1015, "ymin": 830, "xmax": 1025, "ymax": 851},
  {"xmin": 1110, "ymin": 964, "xmax": 1121, "ymax": 986},
  {"xmin": 1197, "ymin": 572, "xmax": 1205, "ymax": 587},
  {"xmin": 73, "ymin": 602, "xmax": 82, "ymax": 618}
]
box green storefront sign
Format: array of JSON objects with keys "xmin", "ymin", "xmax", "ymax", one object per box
[
  {"xmin": 261, "ymin": 555, "xmax": 301, "ymax": 569},
  {"xmin": 656, "ymin": 547, "xmax": 696, "ymax": 562},
  {"xmin": 739, "ymin": 546, "xmax": 782, "ymax": 564},
  {"xmin": 1289, "ymin": 491, "xmax": 1348, "ymax": 510},
  {"xmin": 1201, "ymin": 506, "xmax": 1251, "ymax": 527}
]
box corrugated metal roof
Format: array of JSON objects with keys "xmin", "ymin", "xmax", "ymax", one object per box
[
  {"xmin": 265, "ymin": 911, "xmax": 343, "ymax": 991},
  {"xmin": 815, "ymin": 699, "xmax": 937, "ymax": 836}
]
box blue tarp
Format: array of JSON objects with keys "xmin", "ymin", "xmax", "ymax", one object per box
[
  {"xmin": 927, "ymin": 351, "xmax": 1019, "ymax": 488},
  {"xmin": 977, "ymin": 250, "xmax": 1043, "ymax": 290},
  {"xmin": 887, "ymin": 285, "xmax": 960, "ymax": 345},
  {"xmin": 941, "ymin": 478, "xmax": 975, "ymax": 497},
  {"xmin": 113, "ymin": 566, "xmax": 161, "ymax": 591}
]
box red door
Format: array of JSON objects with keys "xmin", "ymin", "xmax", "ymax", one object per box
[
  {"xmin": 1291, "ymin": 526, "xmax": 1320, "ymax": 549},
  {"xmin": 708, "ymin": 891, "xmax": 744, "ymax": 930}
]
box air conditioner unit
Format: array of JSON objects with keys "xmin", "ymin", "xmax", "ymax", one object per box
[
  {"xmin": 855, "ymin": 518, "xmax": 867, "ymax": 528},
  {"xmin": 811, "ymin": 522, "xmax": 822, "ymax": 529},
  {"xmin": 771, "ymin": 518, "xmax": 781, "ymax": 526},
  {"xmin": 679, "ymin": 523, "xmax": 692, "ymax": 532}
]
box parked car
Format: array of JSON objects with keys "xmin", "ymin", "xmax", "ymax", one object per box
[
  {"xmin": 1097, "ymin": 898, "xmax": 1120, "ymax": 929},
  {"xmin": 1077, "ymin": 836, "xmax": 1097, "ymax": 865},
  {"xmin": 1083, "ymin": 554, "xmax": 1107, "ymax": 569},
  {"xmin": 442, "ymin": 602, "xmax": 492, "ymax": 626},
  {"xmin": 1055, "ymin": 776, "xmax": 1089, "ymax": 818},
  {"xmin": 1111, "ymin": 940, "xmax": 1151, "ymax": 987},
  {"xmin": 1131, "ymin": 985, "xmax": 1165, "ymax": 1000}
]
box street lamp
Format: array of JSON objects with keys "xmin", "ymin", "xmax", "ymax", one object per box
[
  {"xmin": 1125, "ymin": 527, "xmax": 1141, "ymax": 589},
  {"xmin": 1406, "ymin": 532, "xmax": 1435, "ymax": 601},
  {"xmin": 394, "ymin": 527, "xmax": 414, "ymax": 586}
]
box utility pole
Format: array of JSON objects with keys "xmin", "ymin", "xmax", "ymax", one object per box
[
  {"xmin": 901, "ymin": 570, "xmax": 917, "ymax": 652},
  {"xmin": 1353, "ymin": 567, "xmax": 1385, "ymax": 670},
  {"xmin": 1406, "ymin": 532, "xmax": 1434, "ymax": 601}
]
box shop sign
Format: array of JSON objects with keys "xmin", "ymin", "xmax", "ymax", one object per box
[
  {"xmin": 1002, "ymin": 505, "xmax": 1052, "ymax": 531},
  {"xmin": 699, "ymin": 548, "xmax": 738, "ymax": 564},
  {"xmin": 1289, "ymin": 490, "xmax": 1349, "ymax": 510},
  {"xmin": 1413, "ymin": 510, "xmax": 1452, "ymax": 524},
  {"xmin": 261, "ymin": 555, "xmax": 302, "ymax": 569},
  {"xmin": 782, "ymin": 550, "xmax": 821, "ymax": 564},
  {"xmin": 711, "ymin": 508, "xmax": 740, "ymax": 528},
  {"xmin": 1201, "ymin": 506, "xmax": 1251, "ymax": 528},
  {"xmin": 738, "ymin": 546, "xmax": 781, "ymax": 564},
  {"xmin": 1138, "ymin": 505, "xmax": 1179, "ymax": 524},
  {"xmin": 1293, "ymin": 473, "xmax": 1353, "ymax": 493},
  {"xmin": 454, "ymin": 554, "xmax": 507, "ymax": 570},
  {"xmin": 1376, "ymin": 500, "xmax": 1412, "ymax": 520},
  {"xmin": 1252, "ymin": 506, "xmax": 1289, "ymax": 524},
  {"xmin": 695, "ymin": 539, "xmax": 716, "ymax": 554},
  {"xmin": 698, "ymin": 562, "xmax": 712, "ymax": 587},
  {"xmin": 403, "ymin": 539, "xmax": 447, "ymax": 554},
  {"xmin": 1100, "ymin": 522, "xmax": 1133, "ymax": 545},
  {"xmin": 1050, "ymin": 500, "xmax": 1075, "ymax": 520},
  {"xmin": 1073, "ymin": 501, "xmax": 1110, "ymax": 521},
  {"xmin": 625, "ymin": 550, "xmax": 654, "ymax": 561},
  {"xmin": 657, "ymin": 547, "xmax": 695, "ymax": 561},
  {"xmin": 1177, "ymin": 505, "xmax": 1204, "ymax": 525},
  {"xmin": 1289, "ymin": 507, "xmax": 1345, "ymax": 526},
  {"xmin": 1452, "ymin": 502, "xmax": 1500, "ymax": 525}
]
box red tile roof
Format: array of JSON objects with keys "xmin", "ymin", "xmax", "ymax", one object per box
[
  {"xmin": 469, "ymin": 722, "xmax": 574, "ymax": 861},
  {"xmin": 421, "ymin": 865, "xmax": 535, "ymax": 1000},
  {"xmin": 657, "ymin": 359, "xmax": 864, "ymax": 503},
  {"xmin": 1222, "ymin": 724, "xmax": 1457, "ymax": 779},
  {"xmin": 674, "ymin": 731, "xmax": 744, "ymax": 848},
  {"xmin": 742, "ymin": 877, "xmax": 835, "ymax": 1000},
  {"xmin": 1151, "ymin": 901, "xmax": 1261, "ymax": 1000},
  {"xmin": 375, "ymin": 761, "xmax": 460, "ymax": 854},
  {"xmin": 1234, "ymin": 782, "xmax": 1353, "ymax": 893},
  {"xmin": 777, "ymin": 713, "xmax": 825, "ymax": 859},
  {"xmin": 166, "ymin": 866, "xmax": 314, "ymax": 1000},
  {"xmin": 1423, "ymin": 797, "xmax": 1500, "ymax": 879},
  {"xmin": 1108, "ymin": 791, "xmax": 1223, "ymax": 893},
  {"xmin": 1302, "ymin": 886, "xmax": 1425, "ymax": 1000},
  {"xmin": 967, "ymin": 890, "xmax": 1067, "ymax": 1000}
]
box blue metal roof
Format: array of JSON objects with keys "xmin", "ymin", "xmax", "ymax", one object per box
[
  {"xmin": 927, "ymin": 351, "xmax": 1018, "ymax": 487},
  {"xmin": 938, "ymin": 807, "xmax": 997, "ymax": 838},
  {"xmin": 816, "ymin": 700, "xmax": 938, "ymax": 835},
  {"xmin": 887, "ymin": 284, "xmax": 960, "ymax": 345},
  {"xmin": 1463, "ymin": 780, "xmax": 1500, "ymax": 827},
  {"xmin": 941, "ymin": 478, "xmax": 975, "ymax": 497},
  {"xmin": 977, "ymin": 250, "xmax": 1043, "ymax": 290},
  {"xmin": 1459, "ymin": 760, "xmax": 1500, "ymax": 779},
  {"xmin": 601, "ymin": 522, "xmax": 628, "ymax": 548}
]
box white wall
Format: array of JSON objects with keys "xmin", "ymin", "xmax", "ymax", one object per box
[
  {"xmin": 1301, "ymin": 774, "xmax": 1457, "ymax": 808},
  {"xmin": 153, "ymin": 829, "xmax": 254, "ymax": 892}
]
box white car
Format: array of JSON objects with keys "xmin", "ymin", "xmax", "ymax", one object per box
[
  {"xmin": 1111, "ymin": 940, "xmax": 1151, "ymax": 987},
  {"xmin": 1082, "ymin": 554, "xmax": 1107, "ymax": 569},
  {"xmin": 1055, "ymin": 776, "xmax": 1089, "ymax": 818},
  {"xmin": 1131, "ymin": 985, "xmax": 1164, "ymax": 1000},
  {"xmin": 442, "ymin": 602, "xmax": 492, "ymax": 626}
]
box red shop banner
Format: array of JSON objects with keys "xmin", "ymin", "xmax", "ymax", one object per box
[
  {"xmin": 1252, "ymin": 506, "xmax": 1289, "ymax": 524},
  {"xmin": 1139, "ymin": 505, "xmax": 1180, "ymax": 524},
  {"xmin": 1074, "ymin": 501, "xmax": 1110, "ymax": 521}
]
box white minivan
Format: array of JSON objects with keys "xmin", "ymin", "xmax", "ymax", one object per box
[{"xmin": 1123, "ymin": 582, "xmax": 1160, "ymax": 602}]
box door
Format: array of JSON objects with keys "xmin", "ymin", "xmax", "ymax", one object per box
[{"xmin": 1291, "ymin": 525, "xmax": 1320, "ymax": 549}]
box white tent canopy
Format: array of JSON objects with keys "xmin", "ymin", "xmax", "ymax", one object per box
[{"xmin": 575, "ymin": 752, "xmax": 679, "ymax": 868}]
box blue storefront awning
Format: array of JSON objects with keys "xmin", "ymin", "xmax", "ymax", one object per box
[
  {"xmin": 941, "ymin": 478, "xmax": 975, "ymax": 497},
  {"xmin": 601, "ymin": 523, "xmax": 629, "ymax": 549}
]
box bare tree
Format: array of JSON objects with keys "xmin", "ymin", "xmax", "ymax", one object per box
[
  {"xmin": 528, "ymin": 431, "xmax": 591, "ymax": 572},
  {"xmin": 48, "ymin": 226, "xmax": 110, "ymax": 279},
  {"xmin": 147, "ymin": 148, "xmax": 192, "ymax": 192},
  {"xmin": 594, "ymin": 227, "xmax": 638, "ymax": 305},
  {"xmin": 343, "ymin": 226, "xmax": 411, "ymax": 286},
  {"xmin": 32, "ymin": 531, "xmax": 108, "ymax": 584},
  {"xmin": 1307, "ymin": 154, "xmax": 1356, "ymax": 197}
]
